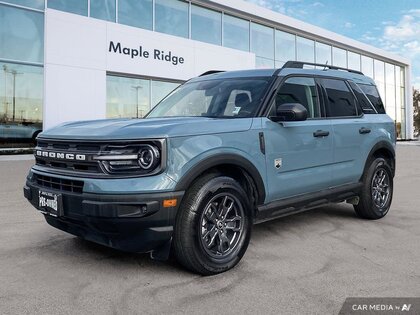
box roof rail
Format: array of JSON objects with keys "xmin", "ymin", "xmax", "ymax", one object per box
[
  {"xmin": 281, "ymin": 61, "xmax": 364, "ymax": 75},
  {"xmin": 199, "ymin": 70, "xmax": 225, "ymax": 77}
]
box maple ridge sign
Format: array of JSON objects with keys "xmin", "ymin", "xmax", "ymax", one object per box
[{"xmin": 108, "ymin": 41, "xmax": 185, "ymax": 66}]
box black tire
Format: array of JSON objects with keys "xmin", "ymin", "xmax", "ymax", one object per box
[
  {"xmin": 354, "ymin": 157, "xmax": 393, "ymax": 220},
  {"xmin": 173, "ymin": 174, "xmax": 252, "ymax": 275}
]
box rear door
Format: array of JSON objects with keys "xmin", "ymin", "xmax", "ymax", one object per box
[
  {"xmin": 319, "ymin": 78, "xmax": 372, "ymax": 187},
  {"xmin": 263, "ymin": 76, "xmax": 333, "ymax": 202}
]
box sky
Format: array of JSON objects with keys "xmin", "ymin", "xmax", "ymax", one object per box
[{"xmin": 245, "ymin": 0, "xmax": 420, "ymax": 89}]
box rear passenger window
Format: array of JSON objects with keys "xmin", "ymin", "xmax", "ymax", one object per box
[
  {"xmin": 348, "ymin": 81, "xmax": 376, "ymax": 114},
  {"xmin": 322, "ymin": 79, "xmax": 358, "ymax": 117},
  {"xmin": 272, "ymin": 77, "xmax": 320, "ymax": 118},
  {"xmin": 357, "ymin": 83, "xmax": 386, "ymax": 114}
]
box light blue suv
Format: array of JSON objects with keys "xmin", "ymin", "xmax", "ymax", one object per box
[{"xmin": 24, "ymin": 61, "xmax": 396, "ymax": 275}]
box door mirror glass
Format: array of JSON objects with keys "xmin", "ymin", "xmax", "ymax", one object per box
[{"xmin": 272, "ymin": 103, "xmax": 308, "ymax": 122}]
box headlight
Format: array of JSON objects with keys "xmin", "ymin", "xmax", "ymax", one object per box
[{"xmin": 93, "ymin": 141, "xmax": 165, "ymax": 176}]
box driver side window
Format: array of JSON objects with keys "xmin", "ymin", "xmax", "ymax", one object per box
[{"xmin": 270, "ymin": 77, "xmax": 321, "ymax": 118}]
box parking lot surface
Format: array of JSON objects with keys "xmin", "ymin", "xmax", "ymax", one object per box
[{"xmin": 1, "ymin": 145, "xmax": 419, "ymax": 314}]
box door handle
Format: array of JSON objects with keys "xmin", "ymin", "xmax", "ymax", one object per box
[
  {"xmin": 359, "ymin": 127, "xmax": 371, "ymax": 134},
  {"xmin": 313, "ymin": 130, "xmax": 330, "ymax": 137}
]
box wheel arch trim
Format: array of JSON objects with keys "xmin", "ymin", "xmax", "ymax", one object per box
[{"xmin": 174, "ymin": 153, "xmax": 266, "ymax": 205}]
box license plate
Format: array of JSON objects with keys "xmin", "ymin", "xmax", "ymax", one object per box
[{"xmin": 38, "ymin": 190, "xmax": 62, "ymax": 216}]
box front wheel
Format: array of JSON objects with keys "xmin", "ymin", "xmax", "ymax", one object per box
[
  {"xmin": 354, "ymin": 157, "xmax": 393, "ymax": 220},
  {"xmin": 173, "ymin": 174, "xmax": 252, "ymax": 275}
]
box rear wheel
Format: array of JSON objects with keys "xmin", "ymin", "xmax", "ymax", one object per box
[
  {"xmin": 173, "ymin": 174, "xmax": 252, "ymax": 275},
  {"xmin": 354, "ymin": 157, "xmax": 393, "ymax": 220}
]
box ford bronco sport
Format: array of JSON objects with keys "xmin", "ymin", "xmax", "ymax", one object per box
[{"xmin": 24, "ymin": 61, "xmax": 396, "ymax": 275}]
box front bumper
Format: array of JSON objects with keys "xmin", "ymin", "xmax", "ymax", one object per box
[{"xmin": 24, "ymin": 177, "xmax": 184, "ymax": 253}]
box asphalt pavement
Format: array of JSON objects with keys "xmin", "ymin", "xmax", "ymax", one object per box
[{"xmin": 1, "ymin": 145, "xmax": 419, "ymax": 314}]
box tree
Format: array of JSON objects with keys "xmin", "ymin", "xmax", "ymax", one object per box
[{"xmin": 414, "ymin": 88, "xmax": 420, "ymax": 137}]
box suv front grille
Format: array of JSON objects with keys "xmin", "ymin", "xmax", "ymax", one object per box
[
  {"xmin": 34, "ymin": 174, "xmax": 84, "ymax": 194},
  {"xmin": 35, "ymin": 140, "xmax": 103, "ymax": 175}
]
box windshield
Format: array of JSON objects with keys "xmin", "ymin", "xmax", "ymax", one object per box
[{"xmin": 147, "ymin": 77, "xmax": 271, "ymax": 118}]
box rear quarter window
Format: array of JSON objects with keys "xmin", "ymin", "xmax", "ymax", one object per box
[{"xmin": 357, "ymin": 83, "xmax": 386, "ymax": 114}]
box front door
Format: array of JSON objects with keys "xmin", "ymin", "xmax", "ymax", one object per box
[{"xmin": 263, "ymin": 76, "xmax": 333, "ymax": 203}]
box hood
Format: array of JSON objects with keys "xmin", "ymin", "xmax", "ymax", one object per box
[{"xmin": 39, "ymin": 117, "xmax": 253, "ymax": 140}]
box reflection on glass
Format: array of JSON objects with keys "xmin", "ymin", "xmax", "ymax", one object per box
[
  {"xmin": 151, "ymin": 81, "xmax": 180, "ymax": 107},
  {"xmin": 118, "ymin": 0, "xmax": 152, "ymax": 30},
  {"xmin": 90, "ymin": 0, "xmax": 116, "ymax": 22},
  {"xmin": 361, "ymin": 55, "xmax": 373, "ymax": 78},
  {"xmin": 4, "ymin": 0, "xmax": 44, "ymax": 9},
  {"xmin": 315, "ymin": 42, "xmax": 331, "ymax": 66},
  {"xmin": 275, "ymin": 30, "xmax": 295, "ymax": 63},
  {"xmin": 0, "ymin": 62, "xmax": 43, "ymax": 147},
  {"xmin": 223, "ymin": 14, "xmax": 249, "ymax": 52},
  {"xmin": 374, "ymin": 59, "xmax": 385, "ymax": 100},
  {"xmin": 251, "ymin": 22, "xmax": 274, "ymax": 60},
  {"xmin": 191, "ymin": 5, "xmax": 222, "ymax": 45},
  {"xmin": 0, "ymin": 4, "xmax": 44, "ymax": 63},
  {"xmin": 155, "ymin": 0, "xmax": 189, "ymax": 38},
  {"xmin": 385, "ymin": 63, "xmax": 396, "ymax": 121},
  {"xmin": 296, "ymin": 36, "xmax": 314, "ymax": 63},
  {"xmin": 47, "ymin": 0, "xmax": 87, "ymax": 16},
  {"xmin": 333, "ymin": 47, "xmax": 347, "ymax": 68},
  {"xmin": 348, "ymin": 51, "xmax": 361, "ymax": 71},
  {"xmin": 107, "ymin": 76, "xmax": 150, "ymax": 119}
]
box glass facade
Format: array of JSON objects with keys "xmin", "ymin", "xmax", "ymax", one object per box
[
  {"xmin": 106, "ymin": 75, "xmax": 180, "ymax": 119},
  {"xmin": 296, "ymin": 36, "xmax": 314, "ymax": 63},
  {"xmin": 348, "ymin": 51, "xmax": 361, "ymax": 71},
  {"xmin": 276, "ymin": 30, "xmax": 295, "ymax": 64},
  {"xmin": 47, "ymin": 0, "xmax": 88, "ymax": 16},
  {"xmin": 90, "ymin": 0, "xmax": 116, "ymax": 22},
  {"xmin": 191, "ymin": 5, "xmax": 221, "ymax": 45},
  {"xmin": 155, "ymin": 0, "xmax": 189, "ymax": 38},
  {"xmin": 0, "ymin": 4, "xmax": 44, "ymax": 63},
  {"xmin": 0, "ymin": 2, "xmax": 44, "ymax": 148},
  {"xmin": 118, "ymin": 0, "xmax": 153, "ymax": 30},
  {"xmin": 333, "ymin": 47, "xmax": 347, "ymax": 68},
  {"xmin": 4, "ymin": 0, "xmax": 44, "ymax": 9},
  {"xmin": 0, "ymin": 0, "xmax": 410, "ymax": 139},
  {"xmin": 223, "ymin": 14, "xmax": 249, "ymax": 52},
  {"xmin": 251, "ymin": 22, "xmax": 274, "ymax": 67},
  {"xmin": 315, "ymin": 42, "xmax": 332, "ymax": 66}
]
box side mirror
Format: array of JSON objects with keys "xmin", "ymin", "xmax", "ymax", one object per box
[{"xmin": 271, "ymin": 103, "xmax": 308, "ymax": 122}]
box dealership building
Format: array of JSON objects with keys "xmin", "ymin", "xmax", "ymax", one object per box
[{"xmin": 0, "ymin": 0, "xmax": 414, "ymax": 146}]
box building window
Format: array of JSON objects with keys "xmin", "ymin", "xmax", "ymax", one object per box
[
  {"xmin": 0, "ymin": 4, "xmax": 44, "ymax": 63},
  {"xmin": 223, "ymin": 14, "xmax": 249, "ymax": 52},
  {"xmin": 118, "ymin": 0, "xmax": 153, "ymax": 30},
  {"xmin": 155, "ymin": 0, "xmax": 189, "ymax": 38},
  {"xmin": 332, "ymin": 47, "xmax": 347, "ymax": 68},
  {"xmin": 151, "ymin": 80, "xmax": 180, "ymax": 107},
  {"xmin": 275, "ymin": 30, "xmax": 295, "ymax": 64},
  {"xmin": 385, "ymin": 63, "xmax": 396, "ymax": 121},
  {"xmin": 251, "ymin": 22, "xmax": 274, "ymax": 61},
  {"xmin": 3, "ymin": 0, "xmax": 44, "ymax": 10},
  {"xmin": 191, "ymin": 5, "xmax": 221, "ymax": 45},
  {"xmin": 374, "ymin": 59, "xmax": 385, "ymax": 101},
  {"xmin": 90, "ymin": 0, "xmax": 116, "ymax": 22},
  {"xmin": 0, "ymin": 62, "xmax": 43, "ymax": 148},
  {"xmin": 47, "ymin": 0, "xmax": 88, "ymax": 16},
  {"xmin": 296, "ymin": 36, "xmax": 314, "ymax": 64},
  {"xmin": 315, "ymin": 42, "xmax": 331, "ymax": 66},
  {"xmin": 361, "ymin": 55, "xmax": 374, "ymax": 78},
  {"xmin": 255, "ymin": 57, "xmax": 274, "ymax": 69},
  {"xmin": 347, "ymin": 51, "xmax": 361, "ymax": 71},
  {"xmin": 106, "ymin": 75, "xmax": 181, "ymax": 118}
]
